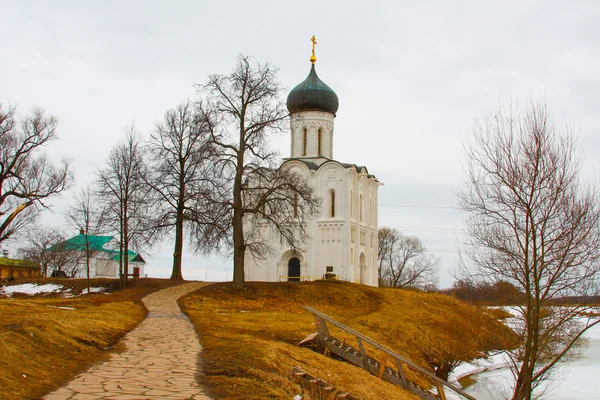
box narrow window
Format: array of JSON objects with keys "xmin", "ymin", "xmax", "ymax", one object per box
[
  {"xmin": 303, "ymin": 128, "xmax": 307, "ymax": 156},
  {"xmin": 293, "ymin": 192, "xmax": 298, "ymax": 218},
  {"xmin": 360, "ymin": 195, "xmax": 363, "ymax": 222},
  {"xmin": 318, "ymin": 128, "xmax": 322, "ymax": 156},
  {"xmin": 330, "ymin": 190, "xmax": 335, "ymax": 218}
]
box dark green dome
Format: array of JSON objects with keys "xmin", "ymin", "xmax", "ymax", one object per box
[{"xmin": 286, "ymin": 64, "xmax": 339, "ymax": 115}]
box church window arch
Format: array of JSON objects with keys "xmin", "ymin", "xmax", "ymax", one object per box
[
  {"xmin": 303, "ymin": 128, "xmax": 308, "ymax": 156},
  {"xmin": 318, "ymin": 128, "xmax": 322, "ymax": 156},
  {"xmin": 330, "ymin": 190, "xmax": 336, "ymax": 218},
  {"xmin": 360, "ymin": 194, "xmax": 364, "ymax": 222},
  {"xmin": 292, "ymin": 191, "xmax": 298, "ymax": 218}
]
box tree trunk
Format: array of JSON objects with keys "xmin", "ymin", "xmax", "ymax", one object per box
[
  {"xmin": 123, "ymin": 203, "xmax": 129, "ymax": 288},
  {"xmin": 232, "ymin": 206, "xmax": 245, "ymax": 289},
  {"xmin": 85, "ymin": 234, "xmax": 91, "ymax": 294},
  {"xmin": 512, "ymin": 367, "xmax": 533, "ymax": 400},
  {"xmin": 171, "ymin": 208, "xmax": 184, "ymax": 280},
  {"xmin": 119, "ymin": 211, "xmax": 124, "ymax": 289},
  {"xmin": 232, "ymin": 142, "xmax": 245, "ymax": 289}
]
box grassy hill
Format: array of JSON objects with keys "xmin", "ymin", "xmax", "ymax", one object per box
[{"xmin": 180, "ymin": 281, "xmax": 516, "ymax": 400}]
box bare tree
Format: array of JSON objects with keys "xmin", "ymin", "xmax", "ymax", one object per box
[
  {"xmin": 197, "ymin": 55, "xmax": 320, "ymax": 290},
  {"xmin": 377, "ymin": 227, "xmax": 439, "ymax": 289},
  {"xmin": 145, "ymin": 101, "xmax": 220, "ymax": 280},
  {"xmin": 97, "ymin": 127, "xmax": 155, "ymax": 288},
  {"xmin": 0, "ymin": 104, "xmax": 72, "ymax": 244},
  {"xmin": 66, "ymin": 187, "xmax": 106, "ymax": 293},
  {"xmin": 458, "ymin": 102, "xmax": 600, "ymax": 400},
  {"xmin": 18, "ymin": 226, "xmax": 79, "ymax": 277}
]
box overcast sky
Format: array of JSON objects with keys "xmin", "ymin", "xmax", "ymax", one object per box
[{"xmin": 2, "ymin": 1, "xmax": 599, "ymax": 286}]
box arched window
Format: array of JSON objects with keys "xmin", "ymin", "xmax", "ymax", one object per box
[
  {"xmin": 318, "ymin": 128, "xmax": 322, "ymax": 156},
  {"xmin": 360, "ymin": 195, "xmax": 363, "ymax": 222},
  {"xmin": 330, "ymin": 190, "xmax": 335, "ymax": 218},
  {"xmin": 303, "ymin": 128, "xmax": 307, "ymax": 156},
  {"xmin": 292, "ymin": 192, "xmax": 298, "ymax": 218}
]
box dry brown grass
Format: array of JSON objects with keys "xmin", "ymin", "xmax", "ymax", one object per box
[
  {"xmin": 483, "ymin": 307, "xmax": 514, "ymax": 320},
  {"xmin": 0, "ymin": 278, "xmax": 183, "ymax": 400},
  {"xmin": 181, "ymin": 281, "xmax": 516, "ymax": 400}
]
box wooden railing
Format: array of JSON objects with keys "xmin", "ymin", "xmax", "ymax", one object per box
[{"xmin": 303, "ymin": 306, "xmax": 477, "ymax": 400}]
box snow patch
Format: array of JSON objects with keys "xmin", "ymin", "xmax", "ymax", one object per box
[
  {"xmin": 46, "ymin": 305, "xmax": 77, "ymax": 310},
  {"xmin": 0, "ymin": 283, "xmax": 63, "ymax": 296}
]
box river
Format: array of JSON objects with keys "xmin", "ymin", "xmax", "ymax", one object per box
[{"xmin": 460, "ymin": 322, "xmax": 600, "ymax": 399}]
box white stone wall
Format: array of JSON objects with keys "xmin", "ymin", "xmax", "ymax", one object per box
[{"xmin": 244, "ymin": 159, "xmax": 380, "ymax": 287}]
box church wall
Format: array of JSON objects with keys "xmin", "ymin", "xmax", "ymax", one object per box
[{"xmin": 312, "ymin": 162, "xmax": 349, "ymax": 280}]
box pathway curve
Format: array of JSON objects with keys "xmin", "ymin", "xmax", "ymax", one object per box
[{"xmin": 45, "ymin": 282, "xmax": 212, "ymax": 400}]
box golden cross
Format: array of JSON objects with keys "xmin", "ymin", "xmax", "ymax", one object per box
[{"xmin": 310, "ymin": 35, "xmax": 317, "ymax": 64}]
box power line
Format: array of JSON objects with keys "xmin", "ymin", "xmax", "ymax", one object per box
[
  {"xmin": 391, "ymin": 226, "xmax": 464, "ymax": 234},
  {"xmin": 379, "ymin": 203, "xmax": 460, "ymax": 210}
]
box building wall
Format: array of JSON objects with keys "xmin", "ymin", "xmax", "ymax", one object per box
[
  {"xmin": 244, "ymin": 159, "xmax": 380, "ymax": 286},
  {"xmin": 73, "ymin": 255, "xmax": 145, "ymax": 279},
  {"xmin": 0, "ymin": 265, "xmax": 40, "ymax": 279}
]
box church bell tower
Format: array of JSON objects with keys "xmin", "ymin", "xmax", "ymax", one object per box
[{"xmin": 286, "ymin": 36, "xmax": 339, "ymax": 163}]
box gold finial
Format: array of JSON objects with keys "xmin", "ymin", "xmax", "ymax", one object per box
[{"xmin": 310, "ymin": 35, "xmax": 317, "ymax": 64}]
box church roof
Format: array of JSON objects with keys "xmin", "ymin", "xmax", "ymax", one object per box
[
  {"xmin": 286, "ymin": 64, "xmax": 339, "ymax": 115},
  {"xmin": 284, "ymin": 159, "xmax": 378, "ymax": 181}
]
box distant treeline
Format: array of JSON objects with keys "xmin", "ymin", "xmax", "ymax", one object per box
[{"xmin": 440, "ymin": 280, "xmax": 600, "ymax": 306}]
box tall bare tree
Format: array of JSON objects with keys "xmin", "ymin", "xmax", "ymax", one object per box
[
  {"xmin": 145, "ymin": 101, "xmax": 220, "ymax": 280},
  {"xmin": 377, "ymin": 227, "xmax": 439, "ymax": 289},
  {"xmin": 97, "ymin": 127, "xmax": 155, "ymax": 288},
  {"xmin": 458, "ymin": 102, "xmax": 600, "ymax": 400},
  {"xmin": 66, "ymin": 187, "xmax": 106, "ymax": 293},
  {"xmin": 197, "ymin": 55, "xmax": 320, "ymax": 290},
  {"xmin": 0, "ymin": 104, "xmax": 71, "ymax": 244}
]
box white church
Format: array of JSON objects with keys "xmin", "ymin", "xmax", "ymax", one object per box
[{"xmin": 245, "ymin": 41, "xmax": 381, "ymax": 287}]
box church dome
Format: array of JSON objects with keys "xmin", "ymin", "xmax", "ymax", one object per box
[{"xmin": 286, "ymin": 64, "xmax": 339, "ymax": 115}]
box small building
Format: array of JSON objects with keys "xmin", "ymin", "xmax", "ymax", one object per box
[
  {"xmin": 0, "ymin": 257, "xmax": 41, "ymax": 279},
  {"xmin": 48, "ymin": 232, "xmax": 146, "ymax": 279}
]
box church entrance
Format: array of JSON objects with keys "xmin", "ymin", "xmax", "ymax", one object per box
[{"xmin": 288, "ymin": 257, "xmax": 301, "ymax": 282}]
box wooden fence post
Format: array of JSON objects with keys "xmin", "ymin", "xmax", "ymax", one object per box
[
  {"xmin": 356, "ymin": 337, "xmax": 370, "ymax": 370},
  {"xmin": 395, "ymin": 359, "xmax": 409, "ymax": 389}
]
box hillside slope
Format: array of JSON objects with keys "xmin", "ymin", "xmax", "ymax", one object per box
[{"xmin": 181, "ymin": 282, "xmax": 515, "ymax": 399}]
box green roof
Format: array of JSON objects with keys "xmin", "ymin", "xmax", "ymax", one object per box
[
  {"xmin": 286, "ymin": 64, "xmax": 339, "ymax": 115},
  {"xmin": 47, "ymin": 234, "xmax": 145, "ymax": 264},
  {"xmin": 48, "ymin": 234, "xmax": 113, "ymax": 252},
  {"xmin": 106, "ymin": 249, "xmax": 145, "ymax": 263}
]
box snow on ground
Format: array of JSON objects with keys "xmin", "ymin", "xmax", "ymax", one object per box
[
  {"xmin": 0, "ymin": 283, "xmax": 63, "ymax": 296},
  {"xmin": 46, "ymin": 305, "xmax": 77, "ymax": 310},
  {"xmin": 445, "ymin": 308, "xmax": 600, "ymax": 400},
  {"xmin": 0, "ymin": 283, "xmax": 110, "ymax": 297}
]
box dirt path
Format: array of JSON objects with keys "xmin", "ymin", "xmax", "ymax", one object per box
[{"xmin": 44, "ymin": 282, "xmax": 212, "ymax": 400}]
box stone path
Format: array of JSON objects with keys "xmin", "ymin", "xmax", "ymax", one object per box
[{"xmin": 45, "ymin": 282, "xmax": 212, "ymax": 400}]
